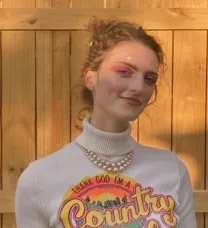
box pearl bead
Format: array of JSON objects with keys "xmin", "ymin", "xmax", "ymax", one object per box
[
  {"xmin": 75, "ymin": 141, "xmax": 134, "ymax": 174},
  {"xmin": 107, "ymin": 167, "xmax": 113, "ymax": 172}
]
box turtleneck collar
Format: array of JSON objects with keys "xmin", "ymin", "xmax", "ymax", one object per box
[{"xmin": 75, "ymin": 116, "xmax": 137, "ymax": 156}]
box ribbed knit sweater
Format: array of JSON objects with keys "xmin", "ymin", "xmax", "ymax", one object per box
[{"xmin": 15, "ymin": 116, "xmax": 197, "ymax": 228}]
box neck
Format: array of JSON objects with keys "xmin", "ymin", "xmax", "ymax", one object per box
[{"xmin": 90, "ymin": 108, "xmax": 128, "ymax": 133}]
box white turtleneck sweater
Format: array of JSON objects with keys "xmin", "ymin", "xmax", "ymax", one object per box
[{"xmin": 15, "ymin": 117, "xmax": 197, "ymax": 228}]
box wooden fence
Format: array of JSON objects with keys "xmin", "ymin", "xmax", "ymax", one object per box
[{"xmin": 0, "ymin": 5, "xmax": 208, "ymax": 228}]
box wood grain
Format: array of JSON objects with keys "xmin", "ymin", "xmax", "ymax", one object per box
[
  {"xmin": 36, "ymin": 31, "xmax": 71, "ymax": 158},
  {"xmin": 36, "ymin": 2, "xmax": 71, "ymax": 156},
  {"xmin": 106, "ymin": 0, "xmax": 207, "ymax": 8},
  {"xmin": 36, "ymin": 0, "xmax": 52, "ymax": 8},
  {"xmin": 70, "ymin": 0, "xmax": 104, "ymax": 141},
  {"xmin": 71, "ymin": 0, "xmax": 104, "ymax": 8},
  {"xmin": 1, "ymin": 8, "xmax": 208, "ymax": 30},
  {"xmin": 70, "ymin": 31, "xmax": 91, "ymax": 141},
  {"xmin": 2, "ymin": 0, "xmax": 35, "ymax": 7},
  {"xmin": 1, "ymin": 2, "xmax": 35, "ymax": 228},
  {"xmin": 139, "ymin": 31, "xmax": 172, "ymax": 151},
  {"xmin": 0, "ymin": 27, "xmax": 2, "ymax": 228},
  {"xmin": 206, "ymin": 30, "xmax": 208, "ymax": 228},
  {"xmin": 2, "ymin": 31, "xmax": 36, "ymax": 228},
  {"xmin": 173, "ymin": 30, "xmax": 207, "ymax": 228}
]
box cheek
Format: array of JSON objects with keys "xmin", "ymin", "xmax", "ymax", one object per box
[
  {"xmin": 101, "ymin": 76, "xmax": 124, "ymax": 94},
  {"xmin": 144, "ymin": 87, "xmax": 155, "ymax": 101}
]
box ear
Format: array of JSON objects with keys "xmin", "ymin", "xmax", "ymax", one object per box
[{"xmin": 84, "ymin": 70, "xmax": 97, "ymax": 91}]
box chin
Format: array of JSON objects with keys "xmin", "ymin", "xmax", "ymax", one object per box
[
  {"xmin": 125, "ymin": 115, "xmax": 139, "ymax": 122},
  {"xmin": 114, "ymin": 112, "xmax": 141, "ymax": 122}
]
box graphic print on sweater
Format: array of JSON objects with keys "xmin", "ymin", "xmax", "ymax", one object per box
[{"xmin": 58, "ymin": 173, "xmax": 178, "ymax": 228}]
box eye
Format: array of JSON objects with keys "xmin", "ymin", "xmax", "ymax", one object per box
[
  {"xmin": 145, "ymin": 75, "xmax": 158, "ymax": 85},
  {"xmin": 111, "ymin": 65, "xmax": 134, "ymax": 77},
  {"xmin": 118, "ymin": 70, "xmax": 133, "ymax": 77}
]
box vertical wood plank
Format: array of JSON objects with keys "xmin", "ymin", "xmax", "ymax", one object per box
[
  {"xmin": 52, "ymin": 0, "xmax": 72, "ymax": 8},
  {"xmin": 106, "ymin": 0, "xmax": 147, "ymax": 8},
  {"xmin": 70, "ymin": 0, "xmax": 104, "ymax": 141},
  {"xmin": 2, "ymin": 0, "xmax": 35, "ymax": 7},
  {"xmin": 51, "ymin": 0, "xmax": 71, "ymax": 151},
  {"xmin": 139, "ymin": 31, "xmax": 172, "ymax": 151},
  {"xmin": 36, "ymin": 0, "xmax": 53, "ymax": 158},
  {"xmin": 71, "ymin": 0, "xmax": 103, "ymax": 7},
  {"xmin": 70, "ymin": 31, "xmax": 91, "ymax": 141},
  {"xmin": 106, "ymin": 0, "xmax": 207, "ymax": 8},
  {"xmin": 2, "ymin": 31, "xmax": 35, "ymax": 228},
  {"xmin": 2, "ymin": 2, "xmax": 35, "ymax": 228},
  {"xmin": 105, "ymin": 0, "xmax": 140, "ymax": 141},
  {"xmin": 35, "ymin": 0, "xmax": 52, "ymax": 8},
  {"xmin": 172, "ymin": 0, "xmax": 207, "ymax": 8},
  {"xmin": 205, "ymin": 30, "xmax": 208, "ymax": 228},
  {"xmin": 0, "ymin": 30, "xmax": 2, "ymax": 228},
  {"xmin": 36, "ymin": 0, "xmax": 71, "ymax": 159},
  {"xmin": 173, "ymin": 31, "xmax": 207, "ymax": 228},
  {"xmin": 0, "ymin": 3, "xmax": 2, "ymax": 228}
]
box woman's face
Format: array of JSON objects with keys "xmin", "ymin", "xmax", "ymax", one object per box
[{"xmin": 86, "ymin": 41, "xmax": 159, "ymax": 122}]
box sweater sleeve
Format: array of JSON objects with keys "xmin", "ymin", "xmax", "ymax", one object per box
[
  {"xmin": 15, "ymin": 164, "xmax": 49, "ymax": 228},
  {"xmin": 176, "ymin": 158, "xmax": 197, "ymax": 228}
]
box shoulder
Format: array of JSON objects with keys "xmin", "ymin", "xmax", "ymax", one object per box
[
  {"xmin": 134, "ymin": 143, "xmax": 186, "ymax": 174},
  {"xmin": 31, "ymin": 141, "xmax": 75, "ymax": 168},
  {"xmin": 18, "ymin": 141, "xmax": 76, "ymax": 184},
  {"xmin": 135, "ymin": 143, "xmax": 177, "ymax": 162}
]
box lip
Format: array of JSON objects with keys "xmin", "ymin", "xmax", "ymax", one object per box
[{"xmin": 120, "ymin": 97, "xmax": 141, "ymax": 106}]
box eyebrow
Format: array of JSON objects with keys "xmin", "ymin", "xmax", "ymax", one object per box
[{"xmin": 117, "ymin": 61, "xmax": 158, "ymax": 77}]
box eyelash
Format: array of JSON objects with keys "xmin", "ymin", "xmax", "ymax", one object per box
[
  {"xmin": 145, "ymin": 76, "xmax": 157, "ymax": 84},
  {"xmin": 118, "ymin": 70, "xmax": 133, "ymax": 77},
  {"xmin": 115, "ymin": 68, "xmax": 158, "ymax": 84}
]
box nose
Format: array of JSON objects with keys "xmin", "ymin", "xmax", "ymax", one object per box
[{"xmin": 128, "ymin": 75, "xmax": 145, "ymax": 93}]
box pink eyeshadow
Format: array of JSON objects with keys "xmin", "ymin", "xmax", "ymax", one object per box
[{"xmin": 110, "ymin": 65, "xmax": 132, "ymax": 72}]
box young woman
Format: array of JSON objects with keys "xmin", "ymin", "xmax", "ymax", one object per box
[{"xmin": 15, "ymin": 18, "xmax": 197, "ymax": 228}]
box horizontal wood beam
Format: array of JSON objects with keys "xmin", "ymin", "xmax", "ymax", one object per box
[
  {"xmin": 0, "ymin": 8, "xmax": 208, "ymax": 30},
  {"xmin": 0, "ymin": 190, "xmax": 208, "ymax": 213}
]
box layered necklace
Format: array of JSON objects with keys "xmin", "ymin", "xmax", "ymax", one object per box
[{"xmin": 75, "ymin": 141, "xmax": 134, "ymax": 174}]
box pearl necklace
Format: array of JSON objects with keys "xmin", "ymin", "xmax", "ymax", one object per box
[{"xmin": 75, "ymin": 141, "xmax": 134, "ymax": 174}]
